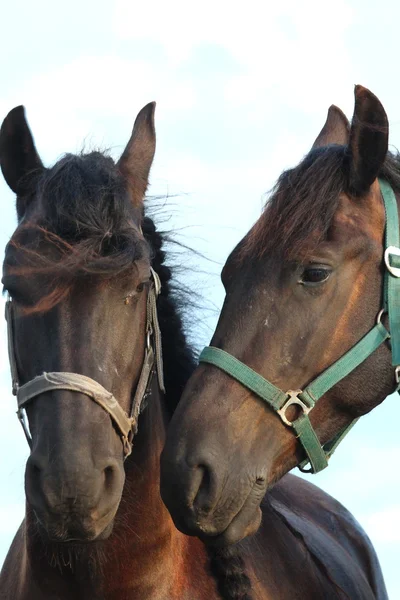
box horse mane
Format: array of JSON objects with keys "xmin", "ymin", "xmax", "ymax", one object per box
[
  {"xmin": 141, "ymin": 214, "xmax": 197, "ymax": 415},
  {"xmin": 240, "ymin": 146, "xmax": 400, "ymax": 262},
  {"xmin": 206, "ymin": 545, "xmax": 252, "ymax": 600},
  {"xmin": 9, "ymin": 151, "xmax": 198, "ymax": 414},
  {"xmin": 7, "ymin": 152, "xmax": 149, "ymax": 311}
]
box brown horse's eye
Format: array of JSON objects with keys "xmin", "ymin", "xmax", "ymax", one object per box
[
  {"xmin": 136, "ymin": 282, "xmax": 145, "ymax": 293},
  {"xmin": 300, "ymin": 267, "xmax": 331, "ymax": 285}
]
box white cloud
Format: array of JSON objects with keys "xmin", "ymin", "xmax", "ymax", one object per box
[
  {"xmin": 113, "ymin": 0, "xmax": 353, "ymax": 69},
  {"xmin": 113, "ymin": 0, "xmax": 354, "ymax": 116},
  {"xmin": 0, "ymin": 504, "xmax": 24, "ymax": 536},
  {"xmin": 0, "ymin": 54, "xmax": 198, "ymax": 166},
  {"xmin": 360, "ymin": 506, "xmax": 400, "ymax": 544}
]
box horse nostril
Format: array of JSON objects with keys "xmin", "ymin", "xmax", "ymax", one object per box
[
  {"xmin": 31, "ymin": 462, "xmax": 41, "ymax": 477},
  {"xmin": 27, "ymin": 454, "xmax": 43, "ymax": 479},
  {"xmin": 103, "ymin": 464, "xmax": 117, "ymax": 490},
  {"xmin": 193, "ymin": 463, "xmax": 216, "ymax": 513}
]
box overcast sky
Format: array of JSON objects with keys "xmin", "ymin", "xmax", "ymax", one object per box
[{"xmin": 0, "ymin": 1, "xmax": 399, "ymax": 597}]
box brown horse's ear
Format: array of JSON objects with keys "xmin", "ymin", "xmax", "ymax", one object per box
[
  {"xmin": 0, "ymin": 105, "xmax": 44, "ymax": 195},
  {"xmin": 312, "ymin": 105, "xmax": 350, "ymax": 149},
  {"xmin": 347, "ymin": 85, "xmax": 388, "ymax": 196},
  {"xmin": 117, "ymin": 102, "xmax": 156, "ymax": 207}
]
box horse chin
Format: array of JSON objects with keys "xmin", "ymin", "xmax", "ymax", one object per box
[
  {"xmin": 199, "ymin": 506, "xmax": 262, "ymax": 547},
  {"xmin": 172, "ymin": 500, "xmax": 263, "ymax": 548},
  {"xmin": 34, "ymin": 512, "xmax": 115, "ymax": 545}
]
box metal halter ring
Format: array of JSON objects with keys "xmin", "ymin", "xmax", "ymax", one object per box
[
  {"xmin": 376, "ymin": 308, "xmax": 392, "ymax": 344},
  {"xmin": 376, "ymin": 308, "xmax": 387, "ymax": 326},
  {"xmin": 384, "ymin": 246, "xmax": 400, "ymax": 278},
  {"xmin": 277, "ymin": 390, "xmax": 312, "ymax": 427}
]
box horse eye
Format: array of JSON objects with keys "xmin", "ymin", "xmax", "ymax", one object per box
[
  {"xmin": 136, "ymin": 282, "xmax": 146, "ymax": 293},
  {"xmin": 300, "ymin": 267, "xmax": 331, "ymax": 285}
]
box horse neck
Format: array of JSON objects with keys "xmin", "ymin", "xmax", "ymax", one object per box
[
  {"xmin": 118, "ymin": 381, "xmax": 173, "ymax": 544},
  {"xmin": 102, "ymin": 382, "xmax": 191, "ymax": 597}
]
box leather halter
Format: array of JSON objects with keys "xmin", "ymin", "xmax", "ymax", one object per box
[
  {"xmin": 5, "ymin": 267, "xmax": 165, "ymax": 458},
  {"xmin": 199, "ymin": 179, "xmax": 400, "ymax": 473}
]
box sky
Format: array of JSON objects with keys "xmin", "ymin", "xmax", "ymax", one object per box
[{"xmin": 0, "ymin": 0, "xmax": 399, "ymax": 596}]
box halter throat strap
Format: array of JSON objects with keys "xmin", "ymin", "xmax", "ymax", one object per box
[
  {"xmin": 200, "ymin": 178, "xmax": 400, "ymax": 473},
  {"xmin": 6, "ymin": 267, "xmax": 165, "ymax": 458}
]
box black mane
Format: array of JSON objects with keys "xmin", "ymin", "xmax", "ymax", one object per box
[
  {"xmin": 16, "ymin": 152, "xmax": 148, "ymax": 279},
  {"xmin": 12, "ymin": 151, "xmax": 197, "ymax": 414},
  {"xmin": 142, "ymin": 215, "xmax": 197, "ymax": 414}
]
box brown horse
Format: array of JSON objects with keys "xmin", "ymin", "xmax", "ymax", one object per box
[
  {"xmin": 161, "ymin": 85, "xmax": 392, "ymax": 599},
  {"xmin": 0, "ymin": 105, "xmax": 222, "ymax": 599}
]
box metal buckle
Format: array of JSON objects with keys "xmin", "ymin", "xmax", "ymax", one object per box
[
  {"xmin": 146, "ymin": 326, "xmax": 152, "ymax": 351},
  {"xmin": 150, "ymin": 267, "xmax": 161, "ymax": 296},
  {"xmin": 384, "ymin": 246, "xmax": 400, "ymax": 277},
  {"xmin": 277, "ymin": 390, "xmax": 312, "ymax": 427},
  {"xmin": 395, "ymin": 366, "xmax": 400, "ymax": 385}
]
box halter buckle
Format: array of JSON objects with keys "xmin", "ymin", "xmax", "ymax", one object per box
[
  {"xmin": 395, "ymin": 366, "xmax": 400, "ymax": 385},
  {"xmin": 384, "ymin": 246, "xmax": 400, "ymax": 278},
  {"xmin": 277, "ymin": 390, "xmax": 312, "ymax": 427}
]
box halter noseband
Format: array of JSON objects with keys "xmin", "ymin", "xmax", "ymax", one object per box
[
  {"xmin": 199, "ymin": 179, "xmax": 400, "ymax": 474},
  {"xmin": 5, "ymin": 267, "xmax": 165, "ymax": 459}
]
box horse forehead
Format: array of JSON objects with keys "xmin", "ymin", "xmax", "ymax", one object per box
[{"xmin": 333, "ymin": 189, "xmax": 385, "ymax": 243}]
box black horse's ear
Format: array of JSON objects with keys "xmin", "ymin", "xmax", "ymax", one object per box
[
  {"xmin": 347, "ymin": 85, "xmax": 388, "ymax": 196},
  {"xmin": 0, "ymin": 106, "xmax": 44, "ymax": 195},
  {"xmin": 117, "ymin": 102, "xmax": 156, "ymax": 207},
  {"xmin": 312, "ymin": 105, "xmax": 350, "ymax": 149}
]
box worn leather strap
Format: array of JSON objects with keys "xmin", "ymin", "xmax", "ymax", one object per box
[
  {"xmin": 5, "ymin": 300, "xmax": 18, "ymax": 395},
  {"xmin": 6, "ymin": 267, "xmax": 165, "ymax": 458},
  {"xmin": 17, "ymin": 372, "xmax": 135, "ymax": 454}
]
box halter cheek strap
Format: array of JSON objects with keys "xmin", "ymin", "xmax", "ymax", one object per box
[
  {"xmin": 6, "ymin": 267, "xmax": 165, "ymax": 459},
  {"xmin": 199, "ymin": 179, "xmax": 400, "ymax": 474}
]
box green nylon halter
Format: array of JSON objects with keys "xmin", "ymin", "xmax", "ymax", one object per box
[{"xmin": 199, "ymin": 178, "xmax": 400, "ymax": 474}]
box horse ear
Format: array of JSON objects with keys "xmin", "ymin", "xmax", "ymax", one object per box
[
  {"xmin": 117, "ymin": 102, "xmax": 156, "ymax": 207},
  {"xmin": 0, "ymin": 106, "xmax": 44, "ymax": 195},
  {"xmin": 347, "ymin": 85, "xmax": 388, "ymax": 195},
  {"xmin": 312, "ymin": 105, "xmax": 350, "ymax": 149}
]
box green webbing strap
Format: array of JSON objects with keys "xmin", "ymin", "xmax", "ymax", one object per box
[
  {"xmin": 380, "ymin": 179, "xmax": 400, "ymax": 367},
  {"xmin": 322, "ymin": 418, "xmax": 359, "ymax": 458},
  {"xmin": 200, "ymin": 326, "xmax": 389, "ymax": 473},
  {"xmin": 296, "ymin": 323, "xmax": 390, "ymax": 470},
  {"xmin": 292, "ymin": 414, "xmax": 329, "ymax": 473},
  {"xmin": 199, "ymin": 346, "xmax": 292, "ymax": 409},
  {"xmin": 199, "ymin": 179, "xmax": 399, "ymax": 474},
  {"xmin": 200, "ymin": 346, "xmax": 329, "ymax": 472},
  {"xmin": 303, "ymin": 322, "xmax": 390, "ymax": 403}
]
